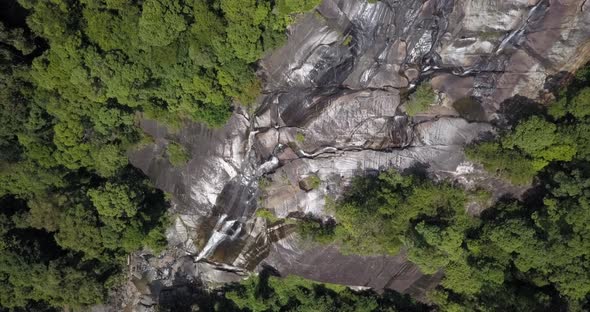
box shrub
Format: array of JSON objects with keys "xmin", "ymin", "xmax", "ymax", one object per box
[
  {"xmin": 295, "ymin": 132, "xmax": 306, "ymax": 143},
  {"xmin": 255, "ymin": 208, "xmax": 280, "ymax": 223},
  {"xmin": 166, "ymin": 142, "xmax": 190, "ymax": 167},
  {"xmin": 405, "ymin": 83, "xmax": 435, "ymax": 116}
]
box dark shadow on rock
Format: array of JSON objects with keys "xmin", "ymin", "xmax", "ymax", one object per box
[
  {"xmin": 544, "ymin": 70, "xmax": 575, "ymax": 96},
  {"xmin": 255, "ymin": 264, "xmax": 283, "ymax": 300},
  {"xmin": 464, "ymin": 129, "xmax": 497, "ymax": 146},
  {"xmin": 148, "ymin": 279, "xmax": 165, "ymax": 304},
  {"xmin": 498, "ymin": 95, "xmax": 546, "ymax": 128},
  {"xmin": 544, "ymin": 63, "xmax": 590, "ymax": 100},
  {"xmin": 402, "ymin": 162, "xmax": 431, "ymax": 181},
  {"xmin": 315, "ymin": 56, "xmax": 355, "ymax": 88},
  {"xmin": 452, "ymin": 96, "xmax": 487, "ymax": 122},
  {"xmin": 260, "ymin": 263, "xmax": 282, "ymax": 278},
  {"xmin": 157, "ymin": 272, "xmax": 240, "ymax": 312},
  {"xmin": 278, "ymin": 86, "xmax": 350, "ymax": 127},
  {"xmin": 340, "ymin": 169, "xmax": 381, "ymax": 204},
  {"xmin": 379, "ymin": 288, "xmax": 433, "ymax": 312},
  {"xmin": 215, "ymin": 179, "xmax": 258, "ymax": 220}
]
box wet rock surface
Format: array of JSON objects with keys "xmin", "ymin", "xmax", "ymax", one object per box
[{"xmin": 117, "ymin": 0, "xmax": 590, "ymax": 310}]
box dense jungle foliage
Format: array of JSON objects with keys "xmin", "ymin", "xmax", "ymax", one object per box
[
  {"xmin": 301, "ymin": 68, "xmax": 590, "ymax": 311},
  {"xmin": 0, "ymin": 0, "xmax": 320, "ymax": 310},
  {"xmin": 155, "ymin": 273, "xmax": 428, "ymax": 312},
  {"xmin": 222, "ymin": 274, "xmax": 427, "ymax": 312}
]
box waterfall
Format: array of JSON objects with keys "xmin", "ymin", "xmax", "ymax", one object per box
[
  {"xmin": 496, "ymin": 0, "xmax": 547, "ymax": 54},
  {"xmin": 195, "ymin": 214, "xmax": 242, "ymax": 262}
]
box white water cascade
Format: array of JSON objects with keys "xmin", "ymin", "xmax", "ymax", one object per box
[{"xmin": 195, "ymin": 214, "xmax": 242, "ymax": 262}]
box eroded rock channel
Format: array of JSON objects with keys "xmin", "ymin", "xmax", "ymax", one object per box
[{"xmin": 115, "ymin": 0, "xmax": 590, "ymax": 310}]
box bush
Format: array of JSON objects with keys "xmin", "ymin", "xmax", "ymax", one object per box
[
  {"xmin": 405, "ymin": 83, "xmax": 435, "ymax": 116},
  {"xmin": 166, "ymin": 142, "xmax": 190, "ymax": 167},
  {"xmin": 466, "ymin": 114, "xmax": 579, "ymax": 185},
  {"xmin": 255, "ymin": 208, "xmax": 280, "ymax": 223},
  {"xmin": 465, "ymin": 142, "xmax": 538, "ymax": 185},
  {"xmin": 224, "ymin": 274, "xmax": 427, "ymax": 312},
  {"xmin": 343, "ymin": 35, "xmax": 352, "ymax": 46},
  {"xmin": 295, "ymin": 132, "xmax": 306, "ymax": 143}
]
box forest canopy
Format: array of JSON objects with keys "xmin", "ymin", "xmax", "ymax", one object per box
[
  {"xmin": 222, "ymin": 274, "xmax": 427, "ymax": 312},
  {"xmin": 156, "ymin": 273, "xmax": 428, "ymax": 312},
  {"xmin": 0, "ymin": 0, "xmax": 321, "ymax": 310}
]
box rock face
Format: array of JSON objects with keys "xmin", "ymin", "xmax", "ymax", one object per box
[{"xmin": 119, "ymin": 0, "xmax": 590, "ymax": 310}]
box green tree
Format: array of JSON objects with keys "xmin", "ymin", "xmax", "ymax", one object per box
[
  {"xmin": 501, "ymin": 116, "xmax": 556, "ymax": 155},
  {"xmin": 139, "ymin": 0, "xmax": 187, "ymax": 47},
  {"xmin": 224, "ymin": 274, "xmax": 421, "ymax": 312},
  {"xmin": 88, "ymin": 182, "xmax": 138, "ymax": 218}
]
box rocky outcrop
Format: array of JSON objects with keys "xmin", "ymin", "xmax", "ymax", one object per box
[{"xmin": 120, "ymin": 0, "xmax": 590, "ymax": 310}]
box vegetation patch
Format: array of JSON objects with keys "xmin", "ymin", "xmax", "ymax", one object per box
[
  {"xmin": 255, "ymin": 208, "xmax": 280, "ymax": 224},
  {"xmin": 309, "ymin": 175, "xmax": 321, "ymax": 189},
  {"xmin": 295, "ymin": 132, "xmax": 306, "ymax": 143},
  {"xmin": 405, "ymin": 83, "xmax": 436, "ymax": 116},
  {"xmin": 258, "ymin": 176, "xmax": 272, "ymax": 191},
  {"xmin": 132, "ymin": 133, "xmax": 156, "ymax": 150},
  {"xmin": 343, "ymin": 35, "xmax": 353, "ymax": 46},
  {"xmin": 299, "ymin": 174, "xmax": 321, "ymax": 191},
  {"xmin": 166, "ymin": 142, "xmax": 190, "ymax": 167},
  {"xmin": 478, "ymin": 30, "xmax": 507, "ymax": 41},
  {"xmin": 156, "ymin": 272, "xmax": 426, "ymax": 311},
  {"xmin": 224, "ymin": 274, "xmax": 426, "ymax": 312},
  {"xmin": 466, "ymin": 114, "xmax": 578, "ymax": 185},
  {"xmin": 469, "ymin": 188, "xmax": 492, "ymax": 207}
]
